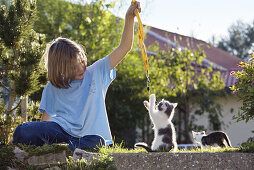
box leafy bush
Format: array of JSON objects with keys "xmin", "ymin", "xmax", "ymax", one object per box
[
  {"xmin": 239, "ymin": 141, "xmax": 254, "ymax": 153},
  {"xmin": 0, "ymin": 145, "xmax": 15, "ymax": 170},
  {"xmin": 0, "ymin": 114, "xmax": 23, "ymax": 144},
  {"xmin": 0, "ymin": 101, "xmax": 41, "ymax": 144},
  {"xmin": 230, "ymin": 53, "xmax": 254, "ymax": 122},
  {"xmin": 58, "ymin": 154, "xmax": 116, "ymax": 170}
]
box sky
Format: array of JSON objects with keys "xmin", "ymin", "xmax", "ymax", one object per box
[{"xmin": 104, "ymin": 0, "xmax": 254, "ymax": 43}]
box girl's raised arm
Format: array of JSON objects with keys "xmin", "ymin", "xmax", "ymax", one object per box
[{"xmin": 109, "ymin": 1, "xmax": 141, "ymax": 69}]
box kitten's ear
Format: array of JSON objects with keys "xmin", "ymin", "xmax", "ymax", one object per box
[
  {"xmin": 173, "ymin": 103, "xmax": 178, "ymax": 108},
  {"xmin": 143, "ymin": 101, "xmax": 149, "ymax": 110}
]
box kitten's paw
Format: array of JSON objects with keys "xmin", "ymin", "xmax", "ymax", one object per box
[
  {"xmin": 150, "ymin": 94, "xmax": 156, "ymax": 101},
  {"xmin": 143, "ymin": 101, "xmax": 149, "ymax": 110}
]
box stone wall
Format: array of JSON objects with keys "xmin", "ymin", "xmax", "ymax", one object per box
[
  {"xmin": 12, "ymin": 146, "xmax": 254, "ymax": 169},
  {"xmin": 111, "ymin": 152, "xmax": 254, "ymax": 170}
]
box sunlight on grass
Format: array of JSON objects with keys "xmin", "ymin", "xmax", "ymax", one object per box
[
  {"xmin": 175, "ymin": 147, "xmax": 240, "ymax": 153},
  {"xmin": 59, "ymin": 153, "xmax": 116, "ymax": 170},
  {"xmin": 98, "ymin": 142, "xmax": 146, "ymax": 154},
  {"xmin": 98, "ymin": 142, "xmax": 241, "ymax": 154}
]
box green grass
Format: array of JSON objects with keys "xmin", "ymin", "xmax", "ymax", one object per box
[
  {"xmin": 59, "ymin": 154, "xmax": 117, "ymax": 170},
  {"xmin": 0, "ymin": 145, "xmax": 36, "ymax": 170},
  {"xmin": 98, "ymin": 143, "xmax": 241, "ymax": 154},
  {"xmin": 95, "ymin": 141, "xmax": 242, "ymax": 154},
  {"xmin": 98, "ymin": 142, "xmax": 146, "ymax": 154},
  {"xmin": 0, "ymin": 145, "xmax": 15, "ymax": 170},
  {"xmin": 16, "ymin": 143, "xmax": 72, "ymax": 157},
  {"xmin": 238, "ymin": 141, "xmax": 254, "ymax": 152},
  {"xmin": 176, "ymin": 147, "xmax": 240, "ymax": 153}
]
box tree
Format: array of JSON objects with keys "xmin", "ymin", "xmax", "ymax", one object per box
[
  {"xmin": 34, "ymin": 0, "xmax": 122, "ymax": 64},
  {"xmin": 217, "ymin": 20, "xmax": 254, "ymax": 60},
  {"xmin": 0, "ymin": 0, "xmax": 45, "ymax": 123}
]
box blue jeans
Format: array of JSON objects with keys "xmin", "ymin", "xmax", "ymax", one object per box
[{"xmin": 13, "ymin": 121, "xmax": 105, "ymax": 151}]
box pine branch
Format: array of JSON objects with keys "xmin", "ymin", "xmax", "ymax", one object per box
[
  {"xmin": 6, "ymin": 99, "xmax": 22, "ymax": 112},
  {"xmin": 0, "ymin": 81, "xmax": 10, "ymax": 91}
]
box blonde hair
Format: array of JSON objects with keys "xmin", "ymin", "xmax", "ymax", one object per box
[{"xmin": 42, "ymin": 37, "xmax": 87, "ymax": 88}]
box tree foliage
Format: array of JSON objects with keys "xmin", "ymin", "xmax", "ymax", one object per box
[
  {"xmin": 0, "ymin": 0, "xmax": 46, "ymax": 123},
  {"xmin": 217, "ymin": 20, "xmax": 254, "ymax": 60},
  {"xmin": 34, "ymin": 0, "xmax": 122, "ymax": 63}
]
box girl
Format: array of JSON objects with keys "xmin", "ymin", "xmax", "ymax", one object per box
[{"xmin": 11, "ymin": 1, "xmax": 141, "ymax": 151}]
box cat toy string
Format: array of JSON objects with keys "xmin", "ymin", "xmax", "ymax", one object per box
[{"xmin": 131, "ymin": 0, "xmax": 150, "ymax": 94}]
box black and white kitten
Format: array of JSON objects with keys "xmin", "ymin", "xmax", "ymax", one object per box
[
  {"xmin": 135, "ymin": 94, "xmax": 178, "ymax": 152},
  {"xmin": 192, "ymin": 131, "xmax": 232, "ymax": 149}
]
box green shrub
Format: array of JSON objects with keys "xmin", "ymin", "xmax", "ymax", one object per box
[
  {"xmin": 0, "ymin": 115, "xmax": 23, "ymax": 144},
  {"xmin": 230, "ymin": 53, "xmax": 254, "ymax": 122},
  {"xmin": 0, "ymin": 145, "xmax": 15, "ymax": 170},
  {"xmin": 58, "ymin": 154, "xmax": 116, "ymax": 170},
  {"xmin": 239, "ymin": 141, "xmax": 254, "ymax": 153}
]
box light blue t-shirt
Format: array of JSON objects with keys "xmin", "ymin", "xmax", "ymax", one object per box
[{"xmin": 39, "ymin": 55, "xmax": 116, "ymax": 144}]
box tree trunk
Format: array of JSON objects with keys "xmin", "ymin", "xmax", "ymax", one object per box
[
  {"xmin": 6, "ymin": 82, "xmax": 16, "ymax": 123},
  {"xmin": 141, "ymin": 118, "xmax": 145, "ymax": 142},
  {"xmin": 146, "ymin": 116, "xmax": 150, "ymax": 144},
  {"xmin": 184, "ymin": 97, "xmax": 191, "ymax": 143},
  {"xmin": 6, "ymin": 44, "xmax": 19, "ymax": 122},
  {"xmin": 177, "ymin": 111, "xmax": 182, "ymax": 143},
  {"xmin": 21, "ymin": 96, "xmax": 28, "ymax": 122}
]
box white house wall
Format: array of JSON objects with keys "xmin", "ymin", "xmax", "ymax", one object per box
[{"xmin": 192, "ymin": 95, "xmax": 254, "ymax": 147}]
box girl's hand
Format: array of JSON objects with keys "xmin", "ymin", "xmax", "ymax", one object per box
[{"xmin": 125, "ymin": 1, "xmax": 141, "ymax": 20}]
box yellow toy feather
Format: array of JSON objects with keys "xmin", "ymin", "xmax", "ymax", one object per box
[{"xmin": 131, "ymin": 0, "xmax": 150, "ymax": 91}]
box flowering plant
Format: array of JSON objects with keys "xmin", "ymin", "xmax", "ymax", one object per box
[{"xmin": 230, "ymin": 53, "xmax": 254, "ymax": 122}]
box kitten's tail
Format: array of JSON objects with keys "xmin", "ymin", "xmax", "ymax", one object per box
[
  {"xmin": 224, "ymin": 133, "xmax": 232, "ymax": 147},
  {"xmin": 134, "ymin": 142, "xmax": 154, "ymax": 152}
]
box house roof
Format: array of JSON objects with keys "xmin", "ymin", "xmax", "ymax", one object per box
[{"xmin": 144, "ymin": 26, "xmax": 242, "ymax": 87}]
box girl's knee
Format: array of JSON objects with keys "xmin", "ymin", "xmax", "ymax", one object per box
[
  {"xmin": 91, "ymin": 135, "xmax": 105, "ymax": 146},
  {"xmin": 69, "ymin": 135, "xmax": 106, "ymax": 151},
  {"xmin": 12, "ymin": 123, "xmax": 43, "ymax": 145},
  {"xmin": 13, "ymin": 124, "xmax": 24, "ymax": 143},
  {"xmin": 83, "ymin": 135, "xmax": 106, "ymax": 148}
]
